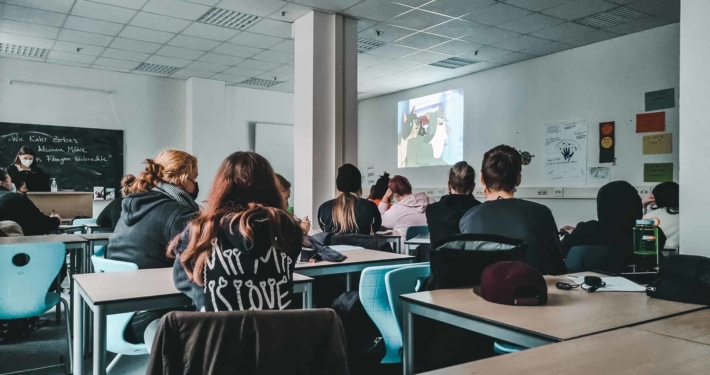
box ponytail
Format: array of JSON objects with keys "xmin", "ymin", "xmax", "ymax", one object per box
[
  {"xmin": 123, "ymin": 150, "xmax": 197, "ymax": 195},
  {"xmin": 331, "ymin": 192, "xmax": 359, "ymax": 234}
]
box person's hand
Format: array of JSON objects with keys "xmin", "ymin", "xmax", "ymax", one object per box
[
  {"xmin": 560, "ymin": 225, "xmax": 575, "ymax": 233},
  {"xmin": 642, "ymin": 195, "xmax": 655, "ymax": 207},
  {"xmin": 382, "ymin": 189, "xmax": 394, "ymax": 203},
  {"xmin": 300, "ymin": 216, "xmax": 311, "ymax": 234}
]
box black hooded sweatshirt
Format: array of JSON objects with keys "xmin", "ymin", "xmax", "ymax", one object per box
[{"xmin": 426, "ymin": 194, "xmax": 480, "ymax": 245}]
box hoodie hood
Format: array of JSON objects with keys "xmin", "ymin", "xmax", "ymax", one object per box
[
  {"xmin": 438, "ymin": 194, "xmax": 478, "ymax": 208},
  {"xmin": 596, "ymin": 181, "xmax": 642, "ymax": 231},
  {"xmin": 398, "ymin": 192, "xmax": 431, "ymax": 213},
  {"xmin": 121, "ymin": 190, "xmax": 180, "ymax": 226}
]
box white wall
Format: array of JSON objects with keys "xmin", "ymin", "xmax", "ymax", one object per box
[
  {"xmin": 226, "ymin": 86, "xmax": 294, "ymax": 154},
  {"xmin": 358, "ymin": 24, "xmax": 680, "ymax": 227}
]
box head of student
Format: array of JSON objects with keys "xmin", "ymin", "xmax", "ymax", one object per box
[
  {"xmin": 448, "ymin": 161, "xmax": 476, "ymax": 195},
  {"xmin": 389, "ymin": 175, "xmax": 413, "ymax": 201},
  {"xmin": 480, "ymin": 145, "xmax": 522, "ymax": 199},
  {"xmin": 330, "ymin": 163, "xmax": 363, "ymax": 234},
  {"xmin": 0, "ymin": 168, "xmax": 14, "ymax": 191},
  {"xmin": 371, "ymin": 172, "xmax": 390, "ymax": 201},
  {"xmin": 13, "ymin": 146, "xmax": 37, "ymax": 170},
  {"xmin": 122, "ymin": 149, "xmax": 199, "ymax": 199},
  {"xmin": 597, "ymin": 181, "xmax": 642, "ymax": 230},
  {"xmin": 275, "ymin": 174, "xmax": 291, "ymax": 207},
  {"xmin": 651, "ymin": 181, "xmax": 679, "ymax": 214}
]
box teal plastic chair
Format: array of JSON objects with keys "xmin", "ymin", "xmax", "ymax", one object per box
[
  {"xmin": 385, "ymin": 263, "xmax": 430, "ymax": 339},
  {"xmin": 91, "ymin": 256, "xmax": 148, "ymax": 372},
  {"xmin": 0, "ymin": 243, "xmax": 72, "ymax": 373},
  {"xmin": 405, "ymin": 225, "xmax": 429, "ymax": 255},
  {"xmin": 360, "ymin": 264, "xmax": 419, "ymax": 364},
  {"xmin": 73, "ymin": 218, "xmax": 108, "ymax": 257}
]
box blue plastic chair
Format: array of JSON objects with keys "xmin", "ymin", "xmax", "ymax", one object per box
[
  {"xmin": 405, "ymin": 225, "xmax": 429, "ymax": 255},
  {"xmin": 360, "ymin": 264, "xmax": 420, "ymax": 364},
  {"xmin": 91, "ymin": 256, "xmax": 148, "ymax": 372},
  {"xmin": 385, "ymin": 263, "xmax": 430, "ymax": 341},
  {"xmin": 0, "ymin": 243, "xmax": 72, "ymax": 373}
]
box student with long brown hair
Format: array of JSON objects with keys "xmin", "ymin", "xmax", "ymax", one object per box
[
  {"xmin": 170, "ymin": 151, "xmax": 304, "ymax": 312},
  {"xmin": 317, "ymin": 163, "xmax": 381, "ymax": 235}
]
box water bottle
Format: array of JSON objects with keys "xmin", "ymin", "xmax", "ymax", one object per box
[
  {"xmin": 633, "ymin": 219, "xmax": 658, "ymax": 271},
  {"xmin": 50, "ymin": 178, "xmax": 58, "ymax": 192}
]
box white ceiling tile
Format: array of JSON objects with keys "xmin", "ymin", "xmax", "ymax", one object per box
[
  {"xmin": 627, "ymin": 0, "xmax": 680, "ymax": 22},
  {"xmin": 50, "ymin": 60, "xmax": 91, "ymax": 68},
  {"xmin": 268, "ymin": 64, "xmax": 294, "ymax": 74},
  {"xmin": 142, "ymin": 0, "xmax": 211, "ymax": 20},
  {"xmin": 185, "ymin": 61, "xmax": 228, "ymax": 72},
  {"xmin": 424, "ymin": 19, "xmax": 488, "ymax": 38},
  {"xmin": 357, "ymin": 19, "xmax": 378, "ymax": 32},
  {"xmin": 94, "ymin": 65, "xmax": 133, "ymax": 73},
  {"xmin": 388, "ymin": 9, "xmax": 452, "ymax": 30},
  {"xmin": 486, "ymin": 51, "xmax": 534, "ymax": 64},
  {"xmin": 230, "ymin": 32, "xmax": 283, "ymax": 49},
  {"xmin": 199, "ymin": 52, "xmax": 245, "ymax": 65},
  {"xmin": 130, "ymin": 12, "xmax": 192, "ymax": 33},
  {"xmin": 498, "ymin": 13, "xmax": 565, "ymax": 33},
  {"xmin": 64, "ymin": 16, "xmax": 124, "ymax": 36},
  {"xmin": 501, "ymin": 0, "xmax": 572, "ymax": 11},
  {"xmin": 181, "ymin": 23, "xmax": 240, "ymax": 41},
  {"xmin": 358, "ymin": 80, "xmax": 389, "ymax": 91},
  {"xmin": 102, "ymin": 48, "xmax": 150, "ymax": 62},
  {"xmin": 458, "ymin": 45, "xmax": 511, "ymax": 60},
  {"xmin": 54, "ymin": 41, "xmax": 105, "ymax": 55},
  {"xmin": 400, "ymin": 50, "xmax": 449, "ymax": 64},
  {"xmin": 256, "ymin": 71, "xmax": 293, "ymax": 81},
  {"xmin": 58, "ymin": 29, "xmax": 114, "ymax": 46},
  {"xmin": 542, "ymin": 0, "xmax": 616, "ymax": 21},
  {"xmin": 561, "ymin": 30, "xmax": 618, "ymax": 46},
  {"xmin": 174, "ymin": 68, "xmax": 215, "ymax": 78},
  {"xmin": 184, "ymin": 0, "xmax": 221, "ymax": 6},
  {"xmin": 216, "ymin": 0, "xmax": 287, "ymax": 17},
  {"xmin": 391, "ymin": 0, "xmax": 433, "ymax": 6},
  {"xmin": 1, "ymin": 20, "xmax": 59, "ymax": 39},
  {"xmin": 604, "ymin": 16, "xmax": 671, "ymax": 35},
  {"xmin": 492, "ymin": 35, "xmax": 551, "ymax": 51},
  {"xmin": 251, "ymin": 50, "xmax": 293, "ymax": 64},
  {"xmin": 342, "ymin": 0, "xmax": 411, "ymax": 22},
  {"xmin": 522, "ymin": 41, "xmax": 572, "ymax": 55},
  {"xmin": 212, "ymin": 43, "xmax": 262, "ymax": 57},
  {"xmin": 0, "ymin": 33, "xmax": 55, "ymax": 48},
  {"xmin": 267, "ymin": 2, "xmax": 312, "ymax": 22},
  {"xmin": 291, "ymin": 0, "xmax": 361, "ymax": 12},
  {"xmin": 407, "ymin": 64, "xmax": 453, "ymax": 77},
  {"xmin": 606, "ymin": 0, "xmax": 642, "ymax": 4},
  {"xmin": 94, "ymin": 57, "xmax": 141, "ymax": 69},
  {"xmin": 168, "ymin": 35, "xmax": 222, "ymax": 51},
  {"xmin": 0, "ymin": 53, "xmax": 45, "ymax": 63},
  {"xmin": 146, "ymin": 54, "xmax": 192, "ymax": 67},
  {"xmin": 421, "ymin": 0, "xmax": 496, "ymax": 17},
  {"xmin": 156, "ymin": 45, "xmax": 205, "ymax": 59},
  {"xmin": 394, "ymin": 32, "xmax": 450, "ymax": 49},
  {"xmin": 71, "ymin": 0, "xmax": 137, "ymax": 23},
  {"xmin": 427, "ymin": 40, "xmax": 484, "ymax": 55},
  {"xmin": 89, "ymin": 0, "xmax": 150, "ymax": 9},
  {"xmin": 268, "ymin": 81, "xmax": 294, "ymax": 93},
  {"xmin": 358, "ymin": 24, "xmax": 416, "ymax": 43},
  {"xmin": 358, "ymin": 53, "xmax": 392, "ymax": 67},
  {"xmin": 245, "ymin": 19, "xmax": 292, "ymax": 38},
  {"xmin": 372, "ymin": 59, "xmax": 421, "ymax": 72},
  {"xmin": 359, "ymin": 66, "xmax": 396, "ymax": 79},
  {"xmin": 119, "ymin": 26, "xmax": 175, "ymax": 44},
  {"xmin": 366, "ymin": 44, "xmax": 419, "ymax": 58},
  {"xmin": 48, "ymin": 50, "xmax": 97, "ymax": 64},
  {"xmin": 236, "ymin": 58, "xmax": 280, "ymax": 71},
  {"xmin": 211, "ymin": 73, "xmax": 250, "ymax": 83},
  {"xmin": 462, "ymin": 3, "xmax": 531, "ymax": 26},
  {"xmin": 459, "ymin": 27, "xmax": 521, "ymax": 45},
  {"xmin": 4, "ymin": 0, "xmax": 75, "ymax": 13},
  {"xmin": 530, "ymin": 22, "xmax": 594, "ymax": 41},
  {"xmin": 269, "ymin": 39, "xmax": 294, "ymax": 53},
  {"xmin": 222, "ymin": 66, "xmax": 265, "ymax": 76},
  {"xmin": 2, "ymin": 4, "xmax": 67, "ymax": 27},
  {"xmin": 110, "ymin": 37, "xmax": 163, "ymax": 53}
]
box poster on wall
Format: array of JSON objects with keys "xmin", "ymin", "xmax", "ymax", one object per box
[{"xmin": 544, "ymin": 120, "xmax": 588, "ymax": 186}]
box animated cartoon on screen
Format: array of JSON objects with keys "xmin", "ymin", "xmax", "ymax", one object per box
[{"xmin": 397, "ymin": 106, "xmax": 449, "ymax": 168}]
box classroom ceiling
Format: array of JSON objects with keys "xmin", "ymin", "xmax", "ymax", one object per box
[{"xmin": 0, "ymin": 0, "xmax": 679, "ymax": 99}]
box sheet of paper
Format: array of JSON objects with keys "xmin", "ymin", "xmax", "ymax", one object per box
[
  {"xmin": 636, "ymin": 112, "xmax": 665, "ymax": 133},
  {"xmin": 329, "ymin": 245, "xmax": 364, "ymax": 252},
  {"xmin": 567, "ymin": 275, "xmax": 646, "ymax": 292},
  {"xmin": 644, "ymin": 163, "xmax": 673, "ymax": 182},
  {"xmin": 645, "ymin": 88, "xmax": 675, "ymax": 111},
  {"xmin": 588, "ymin": 166, "xmax": 610, "ymax": 182},
  {"xmin": 643, "ymin": 133, "xmax": 672, "ymax": 155},
  {"xmin": 545, "ymin": 120, "xmax": 588, "ymax": 186}
]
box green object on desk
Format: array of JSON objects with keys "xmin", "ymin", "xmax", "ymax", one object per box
[{"xmin": 287, "ymin": 206, "xmax": 294, "ymax": 214}]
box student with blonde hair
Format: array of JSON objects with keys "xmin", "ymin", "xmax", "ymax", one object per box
[{"xmin": 318, "ymin": 164, "xmax": 381, "ymax": 234}]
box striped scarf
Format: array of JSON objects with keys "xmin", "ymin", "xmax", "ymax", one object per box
[{"xmin": 152, "ymin": 182, "xmax": 200, "ymax": 212}]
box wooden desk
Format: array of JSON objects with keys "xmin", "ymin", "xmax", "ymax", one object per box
[
  {"xmin": 295, "ymin": 249, "xmax": 414, "ymax": 290},
  {"xmin": 420, "ymin": 328, "xmax": 710, "ymax": 375},
  {"xmin": 634, "ymin": 309, "xmax": 710, "ymax": 346},
  {"xmin": 73, "ymin": 268, "xmax": 313, "ymax": 375},
  {"xmin": 401, "ymin": 274, "xmax": 706, "ymax": 374}
]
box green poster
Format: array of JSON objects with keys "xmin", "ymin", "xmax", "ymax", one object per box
[{"xmin": 644, "ymin": 163, "xmax": 673, "ymax": 182}]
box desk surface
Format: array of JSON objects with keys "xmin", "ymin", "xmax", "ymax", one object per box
[
  {"xmin": 376, "ymin": 231, "xmax": 401, "ymax": 238},
  {"xmin": 405, "ymin": 234, "xmax": 430, "ymax": 244},
  {"xmin": 634, "ymin": 308, "xmax": 710, "ymax": 346},
  {"xmin": 80, "ymin": 233, "xmax": 112, "ymax": 241},
  {"xmin": 421, "ymin": 328, "xmax": 710, "ymax": 375},
  {"xmin": 295, "ymin": 249, "xmax": 414, "ymax": 270},
  {"xmin": 402, "ymin": 274, "xmax": 705, "ymax": 341},
  {"xmin": 74, "ymin": 267, "xmax": 312, "ymax": 305},
  {"xmin": 0, "ymin": 234, "xmax": 87, "ymax": 245}
]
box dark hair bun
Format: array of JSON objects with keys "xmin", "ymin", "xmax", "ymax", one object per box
[{"xmin": 481, "ymin": 145, "xmax": 522, "ymax": 193}]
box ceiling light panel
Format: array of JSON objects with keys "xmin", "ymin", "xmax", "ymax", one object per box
[
  {"xmin": 239, "ymin": 77, "xmax": 283, "ymax": 87},
  {"xmin": 429, "ymin": 56, "xmax": 479, "ymax": 69},
  {"xmin": 197, "ymin": 8, "xmax": 261, "ymax": 30},
  {"xmin": 0, "ymin": 43, "xmax": 50, "ymax": 58},
  {"xmin": 358, "ymin": 37, "xmax": 387, "ymax": 53},
  {"xmin": 135, "ymin": 62, "xmax": 181, "ymax": 74},
  {"xmin": 575, "ymin": 7, "xmax": 647, "ymax": 29}
]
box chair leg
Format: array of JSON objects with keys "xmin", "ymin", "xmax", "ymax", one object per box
[
  {"xmin": 60, "ymin": 298, "xmax": 73, "ymax": 374},
  {"xmin": 106, "ymin": 354, "xmax": 123, "ymax": 373},
  {"xmin": 56, "ymin": 275, "xmax": 62, "ymax": 321}
]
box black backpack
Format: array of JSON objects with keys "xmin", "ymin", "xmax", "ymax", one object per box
[
  {"xmin": 647, "ymin": 255, "xmax": 710, "ymax": 304},
  {"xmin": 331, "ymin": 291, "xmax": 385, "ymax": 373}
]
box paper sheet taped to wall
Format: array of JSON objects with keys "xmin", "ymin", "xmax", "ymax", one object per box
[
  {"xmin": 644, "ymin": 163, "xmax": 673, "ymax": 182},
  {"xmin": 636, "ymin": 112, "xmax": 665, "ymax": 133},
  {"xmin": 545, "ymin": 120, "xmax": 588, "ymax": 186},
  {"xmin": 642, "ymin": 133, "xmax": 672, "ymax": 155}
]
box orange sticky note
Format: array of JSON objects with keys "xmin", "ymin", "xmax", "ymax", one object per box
[{"xmin": 636, "ymin": 112, "xmax": 665, "ymax": 133}]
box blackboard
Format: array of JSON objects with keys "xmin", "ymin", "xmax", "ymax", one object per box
[{"xmin": 0, "ymin": 122, "xmax": 124, "ymax": 192}]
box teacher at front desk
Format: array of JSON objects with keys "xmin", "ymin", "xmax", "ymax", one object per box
[{"xmin": 7, "ymin": 146, "xmax": 50, "ymax": 192}]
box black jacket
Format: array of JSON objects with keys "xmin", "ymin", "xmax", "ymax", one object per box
[
  {"xmin": 107, "ymin": 191, "xmax": 197, "ymax": 269},
  {"xmin": 426, "ymin": 194, "xmax": 480, "ymax": 245},
  {"xmin": 173, "ymin": 219, "xmax": 302, "ymax": 312},
  {"xmin": 0, "ymin": 189, "xmax": 60, "ymax": 235},
  {"xmin": 460, "ymin": 198, "xmax": 567, "ymax": 275},
  {"xmin": 96, "ymin": 196, "xmax": 123, "ymax": 231},
  {"xmin": 7, "ymin": 164, "xmax": 49, "ymax": 191},
  {"xmin": 318, "ymin": 198, "xmax": 381, "ymax": 235}
]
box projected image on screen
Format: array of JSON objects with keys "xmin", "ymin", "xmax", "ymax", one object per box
[{"xmin": 397, "ymin": 89, "xmax": 464, "ymax": 168}]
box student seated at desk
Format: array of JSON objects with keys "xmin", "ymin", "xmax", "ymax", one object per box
[
  {"xmin": 379, "ymin": 175, "xmax": 433, "ymax": 238},
  {"xmin": 367, "ymin": 172, "xmax": 390, "ymax": 207},
  {"xmin": 96, "ymin": 174, "xmax": 134, "ymax": 231},
  {"xmin": 170, "ymin": 152, "xmax": 303, "ymax": 311},
  {"xmin": 459, "ymin": 145, "xmax": 566, "ymax": 275},
  {"xmin": 318, "ymin": 164, "xmax": 381, "ymax": 234},
  {"xmin": 642, "ymin": 182, "xmax": 679, "ymax": 249},
  {"xmin": 0, "ymin": 167, "xmax": 60, "ymax": 235},
  {"xmin": 426, "ymin": 161, "xmax": 480, "ymax": 245}
]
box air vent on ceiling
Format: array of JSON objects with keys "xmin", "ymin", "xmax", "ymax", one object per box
[
  {"xmin": 198, "ymin": 8, "xmax": 261, "ymax": 30},
  {"xmin": 358, "ymin": 38, "xmax": 386, "ymax": 53},
  {"xmin": 239, "ymin": 77, "xmax": 282, "ymax": 88},
  {"xmin": 429, "ymin": 57, "xmax": 478, "ymax": 69},
  {"xmin": 575, "ymin": 7, "xmax": 647, "ymax": 29},
  {"xmin": 0, "ymin": 43, "xmax": 50, "ymax": 58},
  {"xmin": 135, "ymin": 63, "xmax": 180, "ymax": 75}
]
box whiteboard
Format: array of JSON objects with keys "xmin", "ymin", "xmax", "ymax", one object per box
[{"xmin": 255, "ymin": 123, "xmax": 294, "ymax": 207}]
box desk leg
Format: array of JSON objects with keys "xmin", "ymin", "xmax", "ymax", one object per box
[
  {"xmin": 68, "ymin": 250, "xmax": 75, "ymax": 332},
  {"xmin": 402, "ymin": 301, "xmax": 414, "ymax": 375},
  {"xmin": 72, "ymin": 281, "xmax": 84, "ymax": 375},
  {"xmin": 303, "ymin": 283, "xmax": 312, "ymax": 309},
  {"xmin": 93, "ymin": 306, "xmax": 107, "ymax": 375},
  {"xmin": 345, "ymin": 273, "xmax": 352, "ymax": 291}
]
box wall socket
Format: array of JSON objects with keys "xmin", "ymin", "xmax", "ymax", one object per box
[
  {"xmin": 537, "ymin": 189, "xmax": 549, "ymax": 196},
  {"xmin": 553, "ymin": 188, "xmax": 564, "ymax": 197},
  {"xmin": 638, "ymin": 188, "xmax": 650, "ymax": 196}
]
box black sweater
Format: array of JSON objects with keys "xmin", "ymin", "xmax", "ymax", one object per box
[
  {"xmin": 0, "ymin": 189, "xmax": 60, "ymax": 235},
  {"xmin": 426, "ymin": 194, "xmax": 480, "ymax": 245},
  {"xmin": 7, "ymin": 164, "xmax": 49, "ymax": 191},
  {"xmin": 318, "ymin": 198, "xmax": 382, "ymax": 234},
  {"xmin": 97, "ymin": 196, "xmax": 123, "ymax": 231}
]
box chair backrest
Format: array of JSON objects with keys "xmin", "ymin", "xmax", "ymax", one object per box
[
  {"xmin": 72, "ymin": 218, "xmax": 97, "ymax": 226},
  {"xmin": 92, "ymin": 256, "xmax": 138, "ymax": 273},
  {"xmin": 359, "ymin": 264, "xmax": 418, "ymax": 364},
  {"xmin": 565, "ymin": 246, "xmax": 625, "ymax": 274},
  {"xmin": 385, "ymin": 264, "xmax": 431, "ymax": 344},
  {"xmin": 0, "ymin": 243, "xmax": 66, "ymax": 319},
  {"xmin": 405, "ymin": 225, "xmax": 429, "ymax": 241}
]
